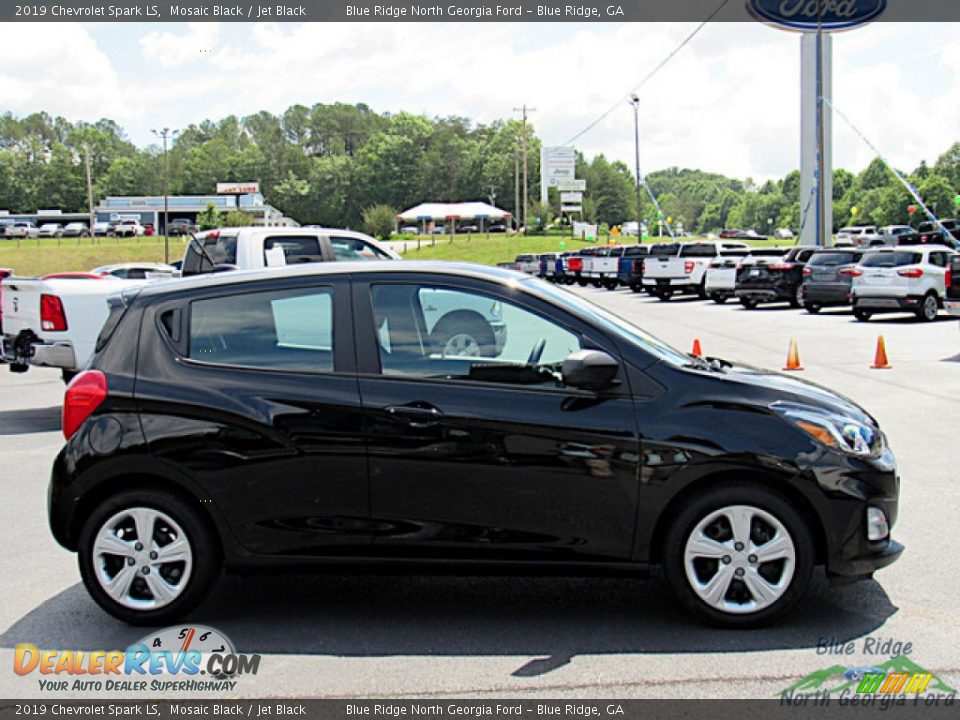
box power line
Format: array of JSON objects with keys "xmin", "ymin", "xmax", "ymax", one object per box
[{"xmin": 562, "ymin": 0, "xmax": 730, "ymax": 148}]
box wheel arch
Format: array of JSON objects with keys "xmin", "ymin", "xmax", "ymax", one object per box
[{"xmin": 645, "ymin": 468, "xmax": 828, "ymax": 567}]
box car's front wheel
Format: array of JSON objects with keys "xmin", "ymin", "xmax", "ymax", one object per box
[
  {"xmin": 663, "ymin": 484, "xmax": 813, "ymax": 628},
  {"xmin": 78, "ymin": 489, "xmax": 220, "ymax": 625}
]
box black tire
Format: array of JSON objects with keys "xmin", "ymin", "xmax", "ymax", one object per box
[
  {"xmin": 662, "ymin": 483, "xmax": 814, "ymax": 629},
  {"xmin": 605, "ymin": 279, "xmax": 619, "ymax": 291},
  {"xmin": 77, "ymin": 488, "xmax": 220, "ymax": 625},
  {"xmin": 697, "ymin": 279, "xmax": 708, "ymax": 300},
  {"xmin": 576, "ymin": 278, "xmax": 588, "ymax": 287},
  {"xmin": 629, "ymin": 281, "xmax": 642, "ymax": 294},
  {"xmin": 739, "ymin": 297, "xmax": 758, "ymax": 309},
  {"xmin": 711, "ymin": 294, "xmax": 727, "ymax": 305},
  {"xmin": 789, "ymin": 287, "xmax": 802, "ymax": 309},
  {"xmin": 853, "ymin": 308, "xmax": 872, "ymax": 322},
  {"xmin": 430, "ymin": 311, "xmax": 497, "ymax": 357},
  {"xmin": 655, "ymin": 288, "xmax": 673, "ymax": 302},
  {"xmin": 916, "ymin": 292, "xmax": 939, "ymax": 322},
  {"xmin": 804, "ymin": 303, "xmax": 822, "ymax": 314}
]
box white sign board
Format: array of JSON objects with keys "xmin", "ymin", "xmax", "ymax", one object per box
[
  {"xmin": 561, "ymin": 205, "xmax": 583, "ymax": 213},
  {"xmin": 572, "ymin": 222, "xmax": 598, "ymax": 239},
  {"xmin": 541, "ymin": 146, "xmax": 577, "ymax": 203},
  {"xmin": 216, "ymin": 182, "xmax": 260, "ymax": 194},
  {"xmin": 560, "ymin": 192, "xmax": 583, "ymax": 203},
  {"xmin": 556, "ymin": 179, "xmax": 586, "ymax": 192}
]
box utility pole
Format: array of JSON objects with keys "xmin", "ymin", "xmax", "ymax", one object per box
[
  {"xmin": 513, "ymin": 139, "xmax": 520, "ymax": 232},
  {"xmin": 629, "ymin": 95, "xmax": 643, "ymax": 244},
  {"xmin": 514, "ymin": 105, "xmax": 535, "ymax": 235},
  {"xmin": 151, "ymin": 127, "xmax": 179, "ymax": 263},
  {"xmin": 82, "ymin": 143, "xmax": 95, "ymax": 238}
]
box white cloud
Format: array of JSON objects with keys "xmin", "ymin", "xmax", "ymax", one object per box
[
  {"xmin": 139, "ymin": 22, "xmax": 222, "ymax": 69},
  {"xmin": 0, "ymin": 23, "xmax": 125, "ymax": 123}
]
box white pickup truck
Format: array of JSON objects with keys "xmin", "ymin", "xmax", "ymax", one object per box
[
  {"xmin": 643, "ymin": 241, "xmax": 750, "ymax": 301},
  {"xmin": 1, "ymin": 227, "xmax": 399, "ymax": 379}
]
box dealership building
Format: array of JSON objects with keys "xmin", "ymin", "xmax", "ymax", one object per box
[{"xmin": 95, "ymin": 190, "xmax": 296, "ymax": 232}]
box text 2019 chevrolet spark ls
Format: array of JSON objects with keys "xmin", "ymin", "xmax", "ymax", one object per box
[{"xmin": 49, "ymin": 262, "xmax": 902, "ymax": 628}]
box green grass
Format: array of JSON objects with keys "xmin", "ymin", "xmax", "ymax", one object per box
[{"xmin": 0, "ymin": 235, "xmax": 184, "ymax": 276}]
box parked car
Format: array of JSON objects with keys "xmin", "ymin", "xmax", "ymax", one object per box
[
  {"xmin": 167, "ymin": 219, "xmax": 199, "ymax": 236},
  {"xmin": 836, "ymin": 226, "xmax": 881, "ymax": 246},
  {"xmin": 37, "ymin": 223, "xmax": 65, "ymax": 238},
  {"xmin": 773, "ymin": 228, "xmax": 795, "ymax": 240},
  {"xmin": 916, "ymin": 219, "xmax": 960, "ymax": 248},
  {"xmin": 621, "ymin": 221, "xmax": 648, "ymax": 237},
  {"xmin": 583, "ymin": 246, "xmax": 622, "ymax": 288},
  {"xmin": 113, "ymin": 219, "xmax": 144, "ymax": 237},
  {"xmin": 643, "ymin": 241, "xmax": 750, "ymax": 301},
  {"xmin": 93, "ymin": 221, "xmax": 113, "ymax": 237},
  {"xmin": 615, "ymin": 245, "xmax": 652, "ymax": 292},
  {"xmin": 850, "ymin": 245, "xmax": 957, "ymax": 322},
  {"xmin": 143, "ymin": 224, "xmax": 155, "ymax": 237},
  {"xmin": 5, "ymin": 222, "xmax": 38, "ymax": 238},
  {"xmin": 561, "ymin": 247, "xmax": 600, "ymax": 286},
  {"xmin": 720, "ymin": 229, "xmax": 765, "ymax": 240},
  {"xmin": 0, "ymin": 268, "xmax": 11, "ymax": 335},
  {"xmin": 866, "ymin": 225, "xmax": 919, "ymax": 248},
  {"xmin": 49, "ymin": 261, "xmax": 902, "ymax": 627},
  {"xmin": 488, "ymin": 223, "xmax": 508, "ymax": 233},
  {"xmin": 92, "ymin": 263, "xmax": 178, "ymax": 280},
  {"xmin": 945, "ymin": 254, "xmax": 960, "ymax": 319},
  {"xmin": 514, "ymin": 254, "xmax": 539, "ymax": 274},
  {"xmin": 62, "ymin": 222, "xmax": 90, "ymax": 238},
  {"xmin": 457, "ymin": 224, "xmax": 480, "ymax": 234},
  {"xmin": 736, "ymin": 246, "xmax": 818, "ymax": 309},
  {"xmin": 704, "ymin": 247, "xmax": 783, "ymax": 304},
  {"xmin": 799, "ymin": 248, "xmax": 866, "ymax": 313},
  {"xmin": 538, "ymin": 253, "xmax": 560, "ymax": 281},
  {"xmin": 2, "ymin": 228, "xmax": 399, "ymax": 378}
]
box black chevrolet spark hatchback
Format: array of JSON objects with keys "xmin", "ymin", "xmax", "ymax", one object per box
[{"xmin": 49, "ymin": 262, "xmax": 902, "ymax": 628}]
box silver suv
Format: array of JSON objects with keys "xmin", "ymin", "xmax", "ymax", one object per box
[{"xmin": 850, "ymin": 245, "xmax": 957, "ymax": 322}]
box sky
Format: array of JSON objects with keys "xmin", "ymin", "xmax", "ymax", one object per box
[{"xmin": 1, "ymin": 20, "xmax": 959, "ymax": 183}]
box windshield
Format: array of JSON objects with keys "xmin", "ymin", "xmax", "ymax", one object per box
[{"xmin": 523, "ymin": 278, "xmax": 691, "ymax": 367}]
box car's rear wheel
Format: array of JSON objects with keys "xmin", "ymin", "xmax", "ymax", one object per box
[
  {"xmin": 655, "ymin": 288, "xmax": 672, "ymax": 301},
  {"xmin": 739, "ymin": 297, "xmax": 758, "ymax": 309},
  {"xmin": 854, "ymin": 308, "xmax": 872, "ymax": 322},
  {"xmin": 605, "ymin": 279, "xmax": 619, "ymax": 291},
  {"xmin": 629, "ymin": 281, "xmax": 642, "ymax": 293},
  {"xmin": 663, "ymin": 484, "xmax": 813, "ymax": 628},
  {"xmin": 917, "ymin": 293, "xmax": 939, "ymax": 322},
  {"xmin": 78, "ymin": 489, "xmax": 220, "ymax": 625},
  {"xmin": 711, "ymin": 294, "xmax": 726, "ymax": 305},
  {"xmin": 804, "ymin": 303, "xmax": 822, "ymax": 314},
  {"xmin": 790, "ymin": 287, "xmax": 803, "ymax": 309}
]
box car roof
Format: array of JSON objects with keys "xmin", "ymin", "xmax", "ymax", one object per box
[{"xmin": 135, "ymin": 261, "xmax": 528, "ymax": 299}]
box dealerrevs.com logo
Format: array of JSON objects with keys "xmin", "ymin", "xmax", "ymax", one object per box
[{"xmin": 14, "ymin": 625, "xmax": 261, "ymax": 693}]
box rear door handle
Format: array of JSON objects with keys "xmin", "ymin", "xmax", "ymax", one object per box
[{"xmin": 384, "ymin": 404, "xmax": 444, "ymax": 428}]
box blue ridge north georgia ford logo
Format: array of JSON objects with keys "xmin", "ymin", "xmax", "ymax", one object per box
[{"xmin": 747, "ymin": 0, "xmax": 888, "ymax": 31}]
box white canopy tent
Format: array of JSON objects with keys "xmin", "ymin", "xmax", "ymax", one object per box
[{"xmin": 396, "ymin": 202, "xmax": 511, "ymax": 231}]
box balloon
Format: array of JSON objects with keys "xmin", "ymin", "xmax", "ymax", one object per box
[
  {"xmin": 954, "ymin": 195, "xmax": 960, "ymax": 206},
  {"xmin": 667, "ymin": 217, "xmax": 673, "ymax": 224},
  {"xmin": 851, "ymin": 206, "xmax": 859, "ymax": 216},
  {"xmin": 908, "ymin": 205, "xmax": 917, "ymax": 215},
  {"xmin": 642, "ymin": 234, "xmax": 650, "ymax": 241},
  {"xmin": 558, "ymin": 240, "xmax": 566, "ymax": 250}
]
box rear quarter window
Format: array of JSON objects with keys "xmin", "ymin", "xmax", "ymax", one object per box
[
  {"xmin": 264, "ymin": 236, "xmax": 323, "ymax": 264},
  {"xmin": 861, "ymin": 252, "xmax": 921, "ymax": 267}
]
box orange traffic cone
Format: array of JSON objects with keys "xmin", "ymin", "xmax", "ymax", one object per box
[
  {"xmin": 692, "ymin": 338, "xmax": 703, "ymax": 358},
  {"xmin": 783, "ymin": 338, "xmax": 804, "ymax": 371},
  {"xmin": 871, "ymin": 335, "xmax": 892, "ymax": 369}
]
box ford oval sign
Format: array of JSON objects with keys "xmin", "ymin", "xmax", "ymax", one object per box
[{"xmin": 748, "ymin": 0, "xmax": 887, "ymax": 31}]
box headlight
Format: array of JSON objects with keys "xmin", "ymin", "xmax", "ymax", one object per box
[{"xmin": 772, "ymin": 404, "xmax": 884, "ymax": 458}]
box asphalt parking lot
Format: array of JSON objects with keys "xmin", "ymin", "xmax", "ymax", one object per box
[{"xmin": 1, "ymin": 286, "xmax": 958, "ymax": 699}]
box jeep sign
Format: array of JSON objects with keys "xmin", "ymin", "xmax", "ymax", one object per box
[{"xmin": 747, "ymin": 0, "xmax": 887, "ymax": 31}]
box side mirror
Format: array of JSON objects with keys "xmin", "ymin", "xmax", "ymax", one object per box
[{"xmin": 562, "ymin": 349, "xmax": 620, "ymax": 391}]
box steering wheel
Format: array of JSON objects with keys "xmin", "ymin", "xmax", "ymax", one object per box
[{"xmin": 527, "ymin": 338, "xmax": 546, "ymax": 366}]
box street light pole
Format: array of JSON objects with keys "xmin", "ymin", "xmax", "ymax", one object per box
[
  {"xmin": 514, "ymin": 105, "xmax": 535, "ymax": 235},
  {"xmin": 151, "ymin": 127, "xmax": 179, "ymax": 263},
  {"xmin": 629, "ymin": 95, "xmax": 642, "ymax": 244}
]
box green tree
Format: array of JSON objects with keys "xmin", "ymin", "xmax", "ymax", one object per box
[
  {"xmin": 361, "ymin": 203, "xmax": 397, "ymax": 239},
  {"xmin": 197, "ymin": 202, "xmax": 220, "ymax": 230}
]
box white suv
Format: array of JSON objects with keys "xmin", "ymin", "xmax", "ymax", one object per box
[{"xmin": 850, "ymin": 245, "xmax": 958, "ymax": 322}]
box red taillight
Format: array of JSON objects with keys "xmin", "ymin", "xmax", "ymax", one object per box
[
  {"xmin": 897, "ymin": 268, "xmax": 924, "ymax": 278},
  {"xmin": 947, "ymin": 266, "xmax": 953, "ymax": 288},
  {"xmin": 802, "ymin": 267, "xmax": 812, "ymax": 277},
  {"xmin": 840, "ymin": 268, "xmax": 863, "ymax": 277},
  {"xmin": 62, "ymin": 370, "xmax": 107, "ymax": 440},
  {"xmin": 736, "ymin": 263, "xmax": 744, "ymax": 270},
  {"xmin": 684, "ymin": 261, "xmax": 695, "ymax": 274},
  {"xmin": 633, "ymin": 259, "xmax": 642, "ymax": 272},
  {"xmin": 642, "ymin": 260, "xmax": 648, "ymax": 273},
  {"xmin": 769, "ymin": 263, "xmax": 796, "ymax": 271},
  {"xmin": 569, "ymin": 258, "xmax": 583, "ymax": 271},
  {"xmin": 40, "ymin": 294, "xmax": 67, "ymax": 332}
]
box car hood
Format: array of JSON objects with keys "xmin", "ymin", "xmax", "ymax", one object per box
[{"xmin": 712, "ymin": 362, "xmax": 876, "ymax": 427}]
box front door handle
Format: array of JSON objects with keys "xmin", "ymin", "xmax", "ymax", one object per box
[{"xmin": 384, "ymin": 404, "xmax": 444, "ymax": 428}]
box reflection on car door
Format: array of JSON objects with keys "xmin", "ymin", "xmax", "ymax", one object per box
[{"xmin": 353, "ymin": 275, "xmax": 642, "ymax": 562}]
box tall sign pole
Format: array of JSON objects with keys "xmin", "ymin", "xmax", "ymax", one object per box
[
  {"xmin": 630, "ymin": 94, "xmax": 643, "ymax": 244},
  {"xmin": 514, "ymin": 105, "xmax": 535, "ymax": 234},
  {"xmin": 748, "ymin": 0, "xmax": 886, "ymax": 248}
]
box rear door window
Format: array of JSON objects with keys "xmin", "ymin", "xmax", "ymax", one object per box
[
  {"xmin": 329, "ymin": 236, "xmax": 391, "ymax": 261},
  {"xmin": 809, "ymin": 252, "xmax": 859, "ymax": 266},
  {"xmin": 188, "ymin": 286, "xmax": 334, "ymax": 373},
  {"xmin": 263, "ymin": 235, "xmax": 323, "ymax": 265}
]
